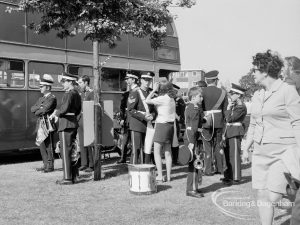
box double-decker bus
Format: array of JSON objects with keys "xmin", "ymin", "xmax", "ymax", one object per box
[{"xmin": 0, "ymin": 0, "xmax": 181, "ymax": 153}]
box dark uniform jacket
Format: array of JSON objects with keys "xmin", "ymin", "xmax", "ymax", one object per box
[
  {"xmin": 120, "ymin": 91, "xmax": 130, "ymax": 126},
  {"xmin": 31, "ymin": 93, "xmax": 57, "ymax": 132},
  {"xmin": 127, "ymin": 87, "xmax": 156, "ymax": 133},
  {"xmin": 184, "ymin": 103, "xmax": 204, "ymax": 144},
  {"xmin": 202, "ymin": 86, "xmax": 228, "ymax": 129},
  {"xmin": 224, "ymin": 103, "xmax": 247, "ymax": 139},
  {"xmin": 175, "ymin": 97, "xmax": 186, "ymax": 124},
  {"xmin": 56, "ymin": 89, "xmax": 82, "ymax": 132}
]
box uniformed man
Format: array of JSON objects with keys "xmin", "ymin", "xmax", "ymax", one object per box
[
  {"xmin": 116, "ymin": 82, "xmax": 131, "ymax": 164},
  {"xmin": 172, "ymin": 84, "xmax": 186, "ymax": 164},
  {"xmin": 31, "ymin": 74, "xmax": 57, "ymax": 173},
  {"xmin": 77, "ymin": 75, "xmax": 94, "ymax": 172},
  {"xmin": 201, "ymin": 70, "xmax": 228, "ymax": 176},
  {"xmin": 222, "ymin": 83, "xmax": 247, "ymax": 185},
  {"xmin": 49, "ymin": 72, "xmax": 82, "ymax": 185},
  {"xmin": 127, "ymin": 72, "xmax": 155, "ymax": 164}
]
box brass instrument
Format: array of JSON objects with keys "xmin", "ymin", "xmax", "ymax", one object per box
[{"xmin": 194, "ymin": 152, "xmax": 205, "ymax": 171}]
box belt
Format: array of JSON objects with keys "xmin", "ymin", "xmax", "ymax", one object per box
[
  {"xmin": 204, "ymin": 110, "xmax": 222, "ymax": 115},
  {"xmin": 65, "ymin": 113, "xmax": 75, "ymax": 116},
  {"xmin": 227, "ymin": 122, "xmax": 242, "ymax": 126}
]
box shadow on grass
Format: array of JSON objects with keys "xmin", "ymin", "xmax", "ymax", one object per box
[
  {"xmin": 274, "ymin": 207, "xmax": 292, "ymax": 224},
  {"xmin": 278, "ymin": 218, "xmax": 291, "ymax": 225},
  {"xmin": 157, "ymin": 184, "xmax": 172, "ymax": 192},
  {"xmin": 200, "ymin": 175, "xmax": 252, "ymax": 193},
  {"xmin": 0, "ymin": 151, "xmax": 42, "ymax": 165}
]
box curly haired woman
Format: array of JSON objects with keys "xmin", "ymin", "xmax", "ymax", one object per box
[
  {"xmin": 243, "ymin": 50, "xmax": 300, "ymax": 225},
  {"xmin": 145, "ymin": 81, "xmax": 176, "ymax": 182}
]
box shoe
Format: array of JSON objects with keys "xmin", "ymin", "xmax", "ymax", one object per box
[
  {"xmin": 214, "ymin": 171, "xmax": 222, "ymax": 175},
  {"xmin": 222, "ymin": 179, "xmax": 233, "ymax": 186},
  {"xmin": 220, "ymin": 177, "xmax": 231, "ymax": 181},
  {"xmin": 35, "ymin": 167, "xmax": 45, "ymax": 172},
  {"xmin": 186, "ymin": 190, "xmax": 204, "ymax": 198},
  {"xmin": 84, "ymin": 167, "xmax": 94, "ymax": 173},
  {"xmin": 233, "ymin": 180, "xmax": 240, "ymax": 184},
  {"xmin": 196, "ymin": 189, "xmax": 204, "ymax": 195},
  {"xmin": 56, "ymin": 179, "xmax": 73, "ymax": 185},
  {"xmin": 44, "ymin": 168, "xmax": 54, "ymax": 173},
  {"xmin": 79, "ymin": 166, "xmax": 88, "ymax": 171},
  {"xmin": 156, "ymin": 176, "xmax": 166, "ymax": 183}
]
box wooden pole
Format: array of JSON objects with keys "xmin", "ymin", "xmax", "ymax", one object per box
[{"xmin": 93, "ymin": 40, "xmax": 102, "ymax": 181}]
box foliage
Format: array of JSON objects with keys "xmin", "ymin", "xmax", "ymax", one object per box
[
  {"xmin": 239, "ymin": 70, "xmax": 262, "ymax": 101},
  {"xmin": 7, "ymin": 0, "xmax": 196, "ymax": 49}
]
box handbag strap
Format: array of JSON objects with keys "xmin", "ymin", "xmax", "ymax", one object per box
[
  {"xmin": 137, "ymin": 88, "xmax": 150, "ymax": 114},
  {"xmin": 212, "ymin": 89, "xmax": 226, "ymax": 110}
]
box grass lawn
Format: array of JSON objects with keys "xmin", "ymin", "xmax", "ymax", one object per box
[{"xmin": 0, "ymin": 153, "xmax": 292, "ymax": 225}]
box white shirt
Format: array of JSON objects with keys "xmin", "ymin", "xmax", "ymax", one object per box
[{"xmin": 151, "ymin": 94, "xmax": 176, "ymax": 123}]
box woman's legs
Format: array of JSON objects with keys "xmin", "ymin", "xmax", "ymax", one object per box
[
  {"xmin": 257, "ymin": 189, "xmax": 282, "ymax": 225},
  {"xmin": 164, "ymin": 143, "xmax": 172, "ymax": 181},
  {"xmin": 154, "ymin": 142, "xmax": 163, "ymax": 179}
]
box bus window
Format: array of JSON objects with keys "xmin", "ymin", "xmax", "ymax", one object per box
[
  {"xmin": 28, "ymin": 61, "xmax": 64, "ymax": 89},
  {"xmin": 102, "ymin": 68, "xmax": 128, "ymax": 91},
  {"xmin": 0, "ymin": 59, "xmax": 24, "ymax": 88},
  {"xmin": 68, "ymin": 65, "xmax": 94, "ymax": 87}
]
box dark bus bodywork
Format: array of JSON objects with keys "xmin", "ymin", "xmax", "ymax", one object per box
[{"xmin": 0, "ymin": 0, "xmax": 181, "ymax": 152}]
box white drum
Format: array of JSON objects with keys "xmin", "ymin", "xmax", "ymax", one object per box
[{"xmin": 128, "ymin": 164, "xmax": 157, "ymax": 195}]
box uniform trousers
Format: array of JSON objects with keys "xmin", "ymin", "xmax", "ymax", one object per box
[
  {"xmin": 119, "ymin": 126, "xmax": 131, "ymax": 161},
  {"xmin": 130, "ymin": 130, "xmax": 145, "ymax": 164},
  {"xmin": 59, "ymin": 128, "xmax": 78, "ymax": 181},
  {"xmin": 224, "ymin": 137, "xmax": 242, "ymax": 181},
  {"xmin": 291, "ymin": 188, "xmax": 300, "ymax": 225},
  {"xmin": 202, "ymin": 128, "xmax": 224, "ymax": 174},
  {"xmin": 39, "ymin": 132, "xmax": 54, "ymax": 169}
]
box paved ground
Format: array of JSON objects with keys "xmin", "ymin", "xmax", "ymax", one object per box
[{"xmin": 0, "ymin": 152, "xmax": 293, "ymax": 225}]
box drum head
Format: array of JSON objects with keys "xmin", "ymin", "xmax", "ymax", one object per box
[
  {"xmin": 178, "ymin": 145, "xmax": 193, "ymax": 166},
  {"xmin": 128, "ymin": 164, "xmax": 155, "ymax": 172}
]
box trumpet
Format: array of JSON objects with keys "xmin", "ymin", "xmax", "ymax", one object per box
[{"xmin": 194, "ymin": 152, "xmax": 205, "ymax": 170}]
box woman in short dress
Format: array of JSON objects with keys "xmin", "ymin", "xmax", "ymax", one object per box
[
  {"xmin": 243, "ymin": 50, "xmax": 300, "ymax": 225},
  {"xmin": 145, "ymin": 81, "xmax": 176, "ymax": 182}
]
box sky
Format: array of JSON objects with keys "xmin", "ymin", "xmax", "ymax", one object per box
[{"xmin": 170, "ymin": 0, "xmax": 300, "ymax": 83}]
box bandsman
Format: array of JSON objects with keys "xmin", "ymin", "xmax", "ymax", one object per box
[
  {"xmin": 49, "ymin": 72, "xmax": 82, "ymax": 185},
  {"xmin": 116, "ymin": 83, "xmax": 131, "ymax": 164},
  {"xmin": 201, "ymin": 70, "xmax": 228, "ymax": 176},
  {"xmin": 222, "ymin": 83, "xmax": 247, "ymax": 185},
  {"xmin": 31, "ymin": 74, "xmax": 57, "ymax": 173},
  {"xmin": 127, "ymin": 72, "xmax": 155, "ymax": 164},
  {"xmin": 184, "ymin": 87, "xmax": 205, "ymax": 198}
]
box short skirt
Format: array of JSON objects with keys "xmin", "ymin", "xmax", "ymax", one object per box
[
  {"xmin": 252, "ymin": 143, "xmax": 291, "ymax": 194},
  {"xmin": 153, "ymin": 122, "xmax": 174, "ymax": 144}
]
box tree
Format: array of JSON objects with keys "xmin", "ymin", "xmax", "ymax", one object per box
[
  {"xmin": 239, "ymin": 70, "xmax": 262, "ymax": 101},
  {"xmin": 8, "ymin": 0, "xmax": 196, "ymax": 180}
]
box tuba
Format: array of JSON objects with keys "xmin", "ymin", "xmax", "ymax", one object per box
[{"xmin": 194, "ymin": 152, "xmax": 205, "ymax": 171}]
